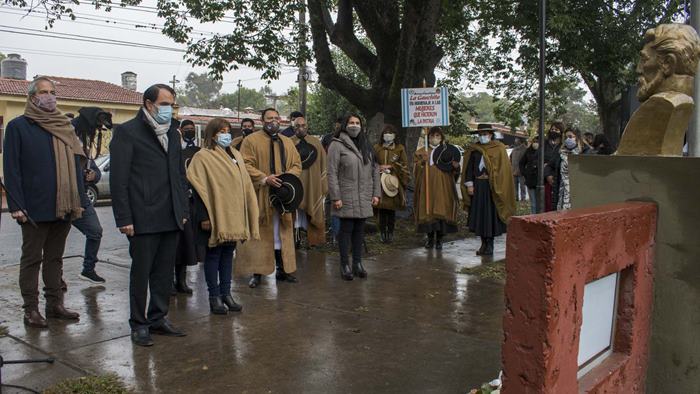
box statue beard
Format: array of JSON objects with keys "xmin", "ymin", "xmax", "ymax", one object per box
[{"xmin": 637, "ymin": 71, "xmax": 665, "ymax": 102}]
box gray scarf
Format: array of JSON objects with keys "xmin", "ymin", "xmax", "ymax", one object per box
[{"xmin": 142, "ymin": 108, "xmax": 169, "ymax": 152}]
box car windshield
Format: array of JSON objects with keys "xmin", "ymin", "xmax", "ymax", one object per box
[{"xmin": 94, "ymin": 155, "xmax": 109, "ymax": 167}]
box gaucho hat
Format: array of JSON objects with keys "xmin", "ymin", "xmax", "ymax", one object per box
[
  {"xmin": 434, "ymin": 143, "xmax": 462, "ymax": 173},
  {"xmin": 296, "ymin": 139, "xmax": 318, "ymax": 169},
  {"xmin": 269, "ymin": 173, "xmax": 304, "ymax": 214}
]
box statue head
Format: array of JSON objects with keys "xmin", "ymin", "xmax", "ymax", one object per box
[{"xmin": 637, "ymin": 24, "xmax": 700, "ymax": 102}]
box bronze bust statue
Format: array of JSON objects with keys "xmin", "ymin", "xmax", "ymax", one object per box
[{"xmin": 617, "ymin": 24, "xmax": 700, "ymax": 156}]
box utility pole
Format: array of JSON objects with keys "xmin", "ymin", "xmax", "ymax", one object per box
[
  {"xmin": 170, "ymin": 75, "xmax": 180, "ymax": 91},
  {"xmin": 537, "ymin": 0, "xmax": 546, "ymax": 213},
  {"xmin": 237, "ymin": 79, "xmax": 242, "ymax": 114},
  {"xmin": 688, "ymin": 0, "xmax": 700, "ymax": 156},
  {"xmin": 298, "ymin": 5, "xmax": 308, "ymax": 115}
]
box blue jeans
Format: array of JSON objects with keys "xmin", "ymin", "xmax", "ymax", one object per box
[
  {"xmin": 71, "ymin": 203, "xmax": 103, "ymax": 272},
  {"xmin": 331, "ymin": 216, "xmax": 341, "ymax": 237},
  {"xmin": 204, "ymin": 244, "xmax": 235, "ymax": 297},
  {"xmin": 527, "ymin": 188, "xmax": 539, "ymax": 214}
]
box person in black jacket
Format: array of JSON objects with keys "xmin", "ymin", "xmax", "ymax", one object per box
[
  {"xmin": 519, "ymin": 136, "xmax": 541, "ymax": 214},
  {"xmin": 3, "ymin": 76, "xmax": 89, "ymax": 329},
  {"xmin": 110, "ymin": 84, "xmax": 189, "ymax": 347}
]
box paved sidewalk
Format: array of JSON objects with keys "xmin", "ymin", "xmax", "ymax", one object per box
[{"xmin": 0, "ymin": 236, "xmax": 506, "ymax": 393}]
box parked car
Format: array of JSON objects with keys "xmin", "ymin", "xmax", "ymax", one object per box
[{"xmin": 85, "ymin": 155, "xmax": 110, "ymax": 204}]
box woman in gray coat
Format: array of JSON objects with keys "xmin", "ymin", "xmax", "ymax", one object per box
[{"xmin": 327, "ymin": 114, "xmax": 381, "ymax": 281}]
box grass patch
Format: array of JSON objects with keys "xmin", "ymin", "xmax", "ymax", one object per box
[
  {"xmin": 44, "ymin": 374, "xmax": 130, "ymax": 394},
  {"xmin": 0, "ymin": 325, "xmax": 7, "ymax": 336},
  {"xmin": 459, "ymin": 259, "xmax": 506, "ymax": 282}
]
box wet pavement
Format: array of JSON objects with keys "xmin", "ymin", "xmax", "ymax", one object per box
[{"xmin": 0, "ymin": 233, "xmax": 506, "ymax": 393}]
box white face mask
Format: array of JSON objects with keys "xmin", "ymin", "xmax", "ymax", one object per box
[
  {"xmin": 429, "ymin": 137, "xmax": 442, "ymax": 147},
  {"xmin": 383, "ymin": 133, "xmax": 395, "ymax": 143},
  {"xmin": 479, "ymin": 135, "xmax": 491, "ymax": 144}
]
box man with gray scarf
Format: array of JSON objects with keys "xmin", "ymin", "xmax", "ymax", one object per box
[
  {"xmin": 3, "ymin": 76, "xmax": 88, "ymax": 328},
  {"xmin": 110, "ymin": 84, "xmax": 189, "ymax": 346}
]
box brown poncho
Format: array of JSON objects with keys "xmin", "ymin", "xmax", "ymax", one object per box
[
  {"xmin": 291, "ymin": 135, "xmax": 328, "ymax": 246},
  {"xmin": 460, "ymin": 141, "xmax": 516, "ymax": 222}
]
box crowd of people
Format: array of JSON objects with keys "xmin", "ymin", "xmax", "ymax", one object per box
[
  {"xmin": 7, "ymin": 78, "xmax": 607, "ymax": 348},
  {"xmin": 511, "ymin": 121, "xmax": 614, "ymax": 214}
]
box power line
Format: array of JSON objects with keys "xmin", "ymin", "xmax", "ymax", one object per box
[
  {"xmin": 0, "ymin": 46, "xmax": 186, "ymax": 65},
  {"xmin": 0, "ymin": 6, "xmax": 218, "ymax": 37},
  {"xmin": 0, "ymin": 25, "xmax": 186, "ymax": 52}
]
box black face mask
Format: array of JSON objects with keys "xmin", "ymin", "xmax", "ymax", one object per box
[
  {"xmin": 242, "ymin": 128, "xmax": 254, "ymax": 137},
  {"xmin": 182, "ymin": 129, "xmax": 196, "ymax": 140},
  {"xmin": 547, "ymin": 132, "xmax": 560, "ymax": 142}
]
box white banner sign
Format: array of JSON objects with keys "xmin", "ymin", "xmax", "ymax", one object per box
[{"xmin": 401, "ymin": 87, "xmax": 450, "ymax": 128}]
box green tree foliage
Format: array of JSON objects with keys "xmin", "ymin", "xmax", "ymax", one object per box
[
  {"xmin": 177, "ymin": 72, "xmax": 222, "ymax": 108},
  {"xmin": 468, "ymin": 0, "xmax": 684, "ymax": 145},
  {"xmin": 218, "ymin": 87, "xmax": 267, "ymax": 112}
]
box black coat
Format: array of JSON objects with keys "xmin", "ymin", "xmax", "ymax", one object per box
[
  {"xmin": 109, "ymin": 109, "xmax": 189, "ymax": 235},
  {"xmin": 2, "ymin": 115, "xmax": 88, "ymax": 222},
  {"xmin": 518, "ymin": 147, "xmax": 539, "ymax": 189}
]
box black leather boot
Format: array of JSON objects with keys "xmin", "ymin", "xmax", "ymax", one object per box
[
  {"xmin": 476, "ymin": 237, "xmax": 487, "ymax": 256},
  {"xmin": 340, "ymin": 260, "xmax": 353, "ymax": 281},
  {"xmin": 275, "ymin": 250, "xmax": 298, "ymax": 283},
  {"xmin": 482, "ymin": 238, "xmax": 494, "ymax": 256},
  {"xmin": 435, "ymin": 232, "xmax": 444, "ymax": 250},
  {"xmin": 221, "ymin": 294, "xmax": 242, "ymax": 312},
  {"xmin": 248, "ymin": 274, "xmax": 262, "ymax": 288},
  {"xmin": 424, "ymin": 232, "xmax": 435, "ymax": 249},
  {"xmin": 175, "ymin": 265, "xmax": 193, "ymax": 294},
  {"xmin": 352, "ymin": 261, "xmax": 368, "ymax": 278},
  {"xmin": 209, "ymin": 297, "xmax": 228, "ymax": 315}
]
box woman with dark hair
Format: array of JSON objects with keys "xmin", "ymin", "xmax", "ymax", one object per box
[
  {"xmin": 187, "ymin": 118, "xmax": 260, "ymax": 314},
  {"xmin": 550, "ymin": 128, "xmax": 582, "ymax": 210},
  {"xmin": 414, "ymin": 126, "xmax": 461, "ymax": 250},
  {"xmin": 327, "ymin": 114, "xmax": 381, "ymax": 280},
  {"xmin": 461, "ymin": 124, "xmax": 515, "ymax": 256},
  {"xmin": 373, "ymin": 124, "xmax": 409, "ymax": 243}
]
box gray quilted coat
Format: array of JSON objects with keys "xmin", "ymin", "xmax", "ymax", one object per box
[{"xmin": 327, "ymin": 132, "xmax": 381, "ymax": 218}]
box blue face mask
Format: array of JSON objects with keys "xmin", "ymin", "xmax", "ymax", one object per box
[
  {"xmin": 153, "ymin": 105, "xmax": 173, "ymax": 125},
  {"xmin": 216, "ymin": 133, "xmax": 232, "ymax": 148}
]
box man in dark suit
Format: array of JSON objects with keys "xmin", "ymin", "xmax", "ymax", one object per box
[
  {"xmin": 110, "ymin": 84, "xmax": 189, "ymax": 347},
  {"xmin": 3, "ymin": 76, "xmax": 88, "ymax": 328}
]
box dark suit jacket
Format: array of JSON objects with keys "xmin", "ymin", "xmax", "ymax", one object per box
[
  {"xmin": 2, "ymin": 115, "xmax": 88, "ymax": 223},
  {"xmin": 109, "ymin": 109, "xmax": 188, "ymax": 235}
]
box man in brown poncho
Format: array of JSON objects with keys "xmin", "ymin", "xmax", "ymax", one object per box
[
  {"xmin": 413, "ymin": 127, "xmax": 461, "ymax": 250},
  {"xmin": 290, "ymin": 116, "xmax": 328, "ymax": 247},
  {"xmin": 461, "ymin": 124, "xmax": 516, "ymax": 256},
  {"xmin": 237, "ymin": 108, "xmax": 302, "ymax": 288},
  {"xmin": 3, "ymin": 77, "xmax": 88, "ymax": 328}
]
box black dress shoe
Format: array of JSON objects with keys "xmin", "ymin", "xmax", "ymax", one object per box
[
  {"xmin": 276, "ymin": 271, "xmax": 298, "ymax": 283},
  {"xmin": 352, "ymin": 262, "xmax": 368, "ymax": 279},
  {"xmin": 476, "ymin": 238, "xmax": 486, "ymax": 256},
  {"xmin": 221, "ymin": 294, "xmax": 242, "ymax": 312},
  {"xmin": 248, "ymin": 274, "xmax": 262, "ymax": 288},
  {"xmin": 424, "ymin": 233, "xmax": 434, "ymax": 249},
  {"xmin": 482, "ymin": 238, "xmax": 494, "ymax": 256},
  {"xmin": 132, "ymin": 328, "xmax": 154, "ymax": 347},
  {"xmin": 209, "ymin": 297, "xmax": 228, "ymax": 315},
  {"xmin": 340, "ymin": 262, "xmax": 353, "ymax": 281},
  {"xmin": 150, "ymin": 320, "xmax": 186, "ymax": 337}
]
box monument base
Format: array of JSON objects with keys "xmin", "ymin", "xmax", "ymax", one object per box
[{"xmin": 570, "ymin": 155, "xmax": 700, "ymax": 393}]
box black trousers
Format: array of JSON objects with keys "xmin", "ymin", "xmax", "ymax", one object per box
[
  {"xmin": 128, "ymin": 231, "xmax": 179, "ymax": 330},
  {"xmin": 338, "ymin": 218, "xmax": 365, "ymax": 265},
  {"xmin": 377, "ymin": 209, "xmax": 396, "ymax": 233}
]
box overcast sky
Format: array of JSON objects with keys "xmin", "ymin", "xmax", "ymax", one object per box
[{"xmin": 0, "ymin": 1, "xmax": 300, "ymax": 97}]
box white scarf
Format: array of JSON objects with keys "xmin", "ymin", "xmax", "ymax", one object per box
[{"xmin": 142, "ymin": 108, "xmax": 170, "ymax": 152}]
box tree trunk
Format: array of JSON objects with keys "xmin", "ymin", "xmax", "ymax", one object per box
[{"xmin": 583, "ymin": 74, "xmax": 623, "ymax": 149}]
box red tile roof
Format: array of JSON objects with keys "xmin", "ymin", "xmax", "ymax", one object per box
[{"xmin": 0, "ymin": 76, "xmax": 142, "ymax": 105}]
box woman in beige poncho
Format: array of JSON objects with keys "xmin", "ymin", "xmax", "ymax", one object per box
[{"xmin": 187, "ymin": 118, "xmax": 259, "ymax": 315}]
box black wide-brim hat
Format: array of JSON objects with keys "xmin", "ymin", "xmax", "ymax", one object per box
[
  {"xmin": 472, "ymin": 123, "xmax": 495, "ymax": 134},
  {"xmin": 269, "ymin": 173, "xmax": 304, "ymax": 214},
  {"xmin": 434, "ymin": 143, "xmax": 462, "ymax": 173},
  {"xmin": 296, "ymin": 139, "xmax": 318, "ymax": 169}
]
